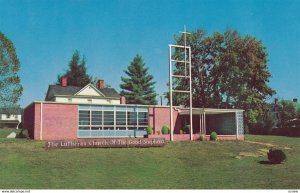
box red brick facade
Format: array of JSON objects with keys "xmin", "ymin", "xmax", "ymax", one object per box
[
  {"xmin": 148, "ymin": 107, "xmax": 182, "ymax": 134},
  {"xmin": 24, "ymin": 102, "xmax": 243, "ymax": 141},
  {"xmin": 24, "ymin": 102, "xmax": 78, "ymax": 140}
]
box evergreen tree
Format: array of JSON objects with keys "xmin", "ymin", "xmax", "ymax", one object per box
[
  {"xmin": 57, "ymin": 50, "xmax": 91, "ymax": 87},
  {"xmin": 120, "ymin": 55, "xmax": 157, "ymax": 105},
  {"xmin": 0, "ymin": 32, "xmax": 23, "ymax": 107}
]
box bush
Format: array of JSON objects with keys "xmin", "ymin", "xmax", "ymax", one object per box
[
  {"xmin": 16, "ymin": 129, "xmax": 29, "ymax": 139},
  {"xmin": 210, "ymin": 131, "xmax": 217, "ymax": 141},
  {"xmin": 199, "ymin": 135, "xmax": 205, "ymax": 141},
  {"xmin": 161, "ymin": 125, "xmax": 170, "ymax": 134},
  {"xmin": 145, "ymin": 126, "xmax": 153, "ymax": 135},
  {"xmin": 184, "ymin": 125, "xmax": 190, "ymax": 134},
  {"xmin": 267, "ymin": 149, "xmax": 287, "ymax": 164}
]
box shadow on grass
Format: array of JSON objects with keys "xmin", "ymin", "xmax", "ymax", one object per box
[
  {"xmin": 258, "ymin": 160, "xmax": 272, "ymax": 164},
  {"xmin": 258, "ymin": 160, "xmax": 280, "ymax": 165}
]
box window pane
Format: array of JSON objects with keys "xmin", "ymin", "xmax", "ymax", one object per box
[
  {"xmin": 103, "ymin": 111, "xmax": 114, "ymax": 125},
  {"xmin": 79, "ymin": 126, "xmax": 90, "ymax": 130},
  {"xmin": 126, "ymin": 107, "xmax": 136, "ymax": 112},
  {"xmin": 115, "ymin": 106, "xmax": 127, "ymax": 111},
  {"xmin": 127, "ymin": 126, "xmax": 136, "ymax": 130},
  {"xmin": 137, "ymin": 107, "xmax": 148, "ymax": 112},
  {"xmin": 103, "ymin": 126, "xmax": 114, "ymax": 130},
  {"xmin": 79, "ymin": 111, "xmax": 90, "ymax": 125},
  {"xmin": 138, "ymin": 112, "xmax": 148, "ymax": 125},
  {"xmin": 116, "ymin": 127, "xmax": 126, "ymax": 130},
  {"xmin": 138, "ymin": 127, "xmax": 146, "ymax": 131},
  {"xmin": 91, "ymin": 126, "xmax": 101, "ymax": 130},
  {"xmin": 127, "ymin": 112, "xmax": 137, "ymax": 125},
  {"xmin": 79, "ymin": 105, "xmax": 90, "ymax": 110},
  {"xmin": 91, "ymin": 106, "xmax": 102, "ymax": 111},
  {"xmin": 92, "ymin": 111, "xmax": 102, "ymax": 125},
  {"xmin": 103, "ymin": 106, "xmax": 115, "ymax": 111},
  {"xmin": 116, "ymin": 112, "xmax": 126, "ymax": 125}
]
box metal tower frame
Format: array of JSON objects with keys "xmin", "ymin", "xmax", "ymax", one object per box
[{"xmin": 169, "ymin": 26, "xmax": 193, "ymax": 141}]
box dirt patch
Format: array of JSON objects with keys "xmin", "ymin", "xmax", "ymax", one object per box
[
  {"xmin": 244, "ymin": 140, "xmax": 275, "ymax": 147},
  {"xmin": 238, "ymin": 151, "xmax": 262, "ymax": 158},
  {"xmin": 235, "ymin": 140, "xmax": 291, "ymax": 159}
]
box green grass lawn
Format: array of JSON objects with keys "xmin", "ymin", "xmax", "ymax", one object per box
[
  {"xmin": 0, "ymin": 129, "xmax": 20, "ymax": 138},
  {"xmin": 0, "ymin": 131, "xmax": 299, "ymax": 189}
]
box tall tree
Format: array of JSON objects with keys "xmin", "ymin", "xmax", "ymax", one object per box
[
  {"xmin": 0, "ymin": 32, "xmax": 23, "ymax": 107},
  {"xmin": 120, "ymin": 54, "xmax": 157, "ymax": 105},
  {"xmin": 57, "ymin": 50, "xmax": 91, "ymax": 87},
  {"xmin": 168, "ymin": 28, "xmax": 275, "ymax": 128}
]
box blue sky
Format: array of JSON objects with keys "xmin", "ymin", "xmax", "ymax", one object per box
[{"xmin": 1, "ymin": 0, "xmax": 300, "ymax": 107}]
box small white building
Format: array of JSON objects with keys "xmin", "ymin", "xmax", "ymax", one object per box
[{"xmin": 0, "ymin": 107, "xmax": 23, "ymax": 129}]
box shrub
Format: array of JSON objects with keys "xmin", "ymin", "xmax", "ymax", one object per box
[
  {"xmin": 16, "ymin": 129, "xmax": 29, "ymax": 139},
  {"xmin": 184, "ymin": 125, "xmax": 190, "ymax": 134},
  {"xmin": 161, "ymin": 125, "xmax": 170, "ymax": 134},
  {"xmin": 267, "ymin": 149, "xmax": 287, "ymax": 164},
  {"xmin": 146, "ymin": 126, "xmax": 153, "ymax": 135},
  {"xmin": 210, "ymin": 131, "xmax": 217, "ymax": 141},
  {"xmin": 199, "ymin": 135, "xmax": 205, "ymax": 141}
]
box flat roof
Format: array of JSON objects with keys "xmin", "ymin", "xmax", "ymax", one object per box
[{"xmin": 179, "ymin": 108, "xmax": 244, "ymax": 115}]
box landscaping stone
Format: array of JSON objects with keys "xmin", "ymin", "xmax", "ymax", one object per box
[{"xmin": 6, "ymin": 132, "xmax": 17, "ymax": 138}]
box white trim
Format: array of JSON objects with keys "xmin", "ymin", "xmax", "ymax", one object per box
[
  {"xmin": 74, "ymin": 83, "xmax": 105, "ymax": 97},
  {"xmin": 179, "ymin": 108, "xmax": 244, "ymax": 115}
]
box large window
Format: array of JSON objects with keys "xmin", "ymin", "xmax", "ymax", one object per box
[{"xmin": 78, "ymin": 105, "xmax": 149, "ymax": 137}]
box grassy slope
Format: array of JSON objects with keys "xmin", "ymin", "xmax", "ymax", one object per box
[
  {"xmin": 0, "ymin": 129, "xmax": 21, "ymax": 138},
  {"xmin": 0, "ymin": 133, "xmax": 299, "ymax": 189}
]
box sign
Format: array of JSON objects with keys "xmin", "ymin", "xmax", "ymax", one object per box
[{"xmin": 45, "ymin": 138, "xmax": 165, "ymax": 149}]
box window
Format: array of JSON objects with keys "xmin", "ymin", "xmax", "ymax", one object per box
[
  {"xmin": 78, "ymin": 105, "xmax": 149, "ymax": 137},
  {"xmin": 79, "ymin": 111, "xmax": 90, "ymax": 125},
  {"xmin": 127, "ymin": 112, "xmax": 137, "ymax": 125},
  {"xmin": 91, "ymin": 111, "xmax": 102, "ymax": 126},
  {"xmin": 138, "ymin": 112, "xmax": 148, "ymax": 126},
  {"xmin": 116, "ymin": 112, "xmax": 126, "ymax": 125},
  {"xmin": 103, "ymin": 111, "xmax": 114, "ymax": 125}
]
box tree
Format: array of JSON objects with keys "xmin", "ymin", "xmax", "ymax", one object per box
[
  {"xmin": 57, "ymin": 50, "xmax": 91, "ymax": 87},
  {"xmin": 120, "ymin": 54, "xmax": 157, "ymax": 105},
  {"xmin": 0, "ymin": 32, "xmax": 23, "ymax": 107},
  {"xmin": 168, "ymin": 28, "xmax": 275, "ymax": 128},
  {"xmin": 275, "ymin": 100, "xmax": 297, "ymax": 129}
]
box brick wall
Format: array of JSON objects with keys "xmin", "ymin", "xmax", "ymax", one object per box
[
  {"xmin": 148, "ymin": 107, "xmax": 182, "ymax": 134},
  {"xmin": 42, "ymin": 103, "xmax": 78, "ymax": 140},
  {"xmin": 23, "ymin": 103, "xmax": 35, "ymax": 139},
  {"xmin": 24, "ymin": 102, "xmax": 78, "ymax": 140}
]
